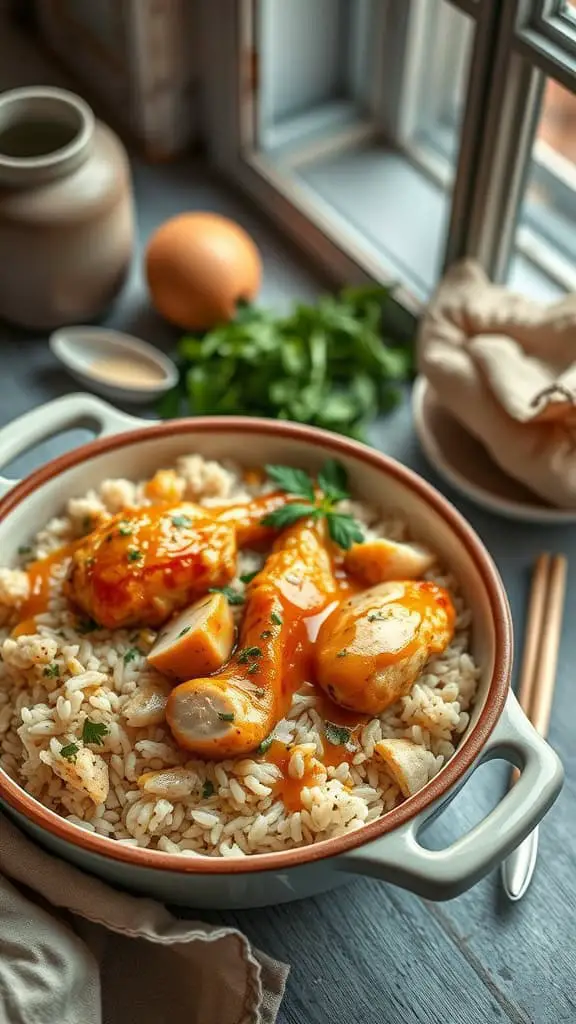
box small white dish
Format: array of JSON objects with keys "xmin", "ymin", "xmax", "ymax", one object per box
[
  {"xmin": 412, "ymin": 375, "xmax": 576, "ymax": 524},
  {"xmin": 50, "ymin": 326, "xmax": 179, "ymax": 405}
]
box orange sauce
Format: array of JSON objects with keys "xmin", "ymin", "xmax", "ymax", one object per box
[
  {"xmin": 17, "ymin": 541, "xmax": 79, "ymax": 623},
  {"xmin": 264, "ymin": 740, "xmax": 328, "ymax": 811}
]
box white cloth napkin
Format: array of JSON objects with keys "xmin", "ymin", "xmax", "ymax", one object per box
[
  {"xmin": 417, "ymin": 259, "xmax": 576, "ymax": 508},
  {"xmin": 0, "ymin": 814, "xmax": 288, "ymax": 1024}
]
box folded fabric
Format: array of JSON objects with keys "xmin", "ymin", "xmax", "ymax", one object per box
[
  {"xmin": 417, "ymin": 259, "xmax": 576, "ymax": 508},
  {"xmin": 0, "ymin": 813, "xmax": 288, "ymax": 1024}
]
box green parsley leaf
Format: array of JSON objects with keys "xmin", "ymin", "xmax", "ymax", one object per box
[
  {"xmin": 325, "ymin": 512, "xmax": 364, "ymax": 550},
  {"xmin": 240, "ymin": 570, "xmax": 259, "ymax": 584},
  {"xmin": 60, "ymin": 742, "xmax": 79, "ymax": 761},
  {"xmin": 156, "ymin": 285, "xmax": 410, "ymax": 441},
  {"xmin": 257, "ymin": 733, "xmax": 275, "ymax": 755},
  {"xmin": 336, "ymin": 650, "xmax": 348, "ymax": 658},
  {"xmin": 43, "ymin": 662, "xmax": 60, "ymax": 678},
  {"xmin": 209, "ymin": 586, "xmax": 245, "ymax": 606},
  {"xmin": 217, "ymin": 712, "xmax": 235, "ymax": 722},
  {"xmin": 237, "ymin": 646, "xmax": 262, "ymax": 664},
  {"xmin": 118, "ymin": 524, "xmax": 133, "ymax": 536},
  {"xmin": 324, "ymin": 722, "xmax": 352, "ymax": 746},
  {"xmin": 261, "ymin": 502, "xmax": 319, "ymax": 529},
  {"xmin": 177, "ymin": 625, "xmax": 192, "ymax": 638},
  {"xmin": 264, "ymin": 465, "xmax": 315, "ymax": 500},
  {"xmin": 270, "ymin": 611, "xmax": 283, "ymax": 626},
  {"xmin": 317, "ymin": 459, "xmax": 350, "ymax": 502},
  {"xmin": 171, "ymin": 514, "xmax": 193, "ymax": 528},
  {"xmin": 247, "ymin": 663, "xmax": 259, "ymax": 674},
  {"xmin": 127, "ymin": 550, "xmax": 142, "ymax": 562},
  {"xmin": 202, "ymin": 780, "xmax": 215, "ymax": 799},
  {"xmin": 17, "ymin": 544, "xmax": 32, "ymax": 556},
  {"xmin": 123, "ymin": 647, "xmax": 141, "ymax": 664},
  {"xmin": 82, "ymin": 719, "xmax": 109, "ymax": 746}
]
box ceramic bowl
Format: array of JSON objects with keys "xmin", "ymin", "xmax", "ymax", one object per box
[
  {"xmin": 413, "ymin": 376, "xmax": 576, "ymax": 524},
  {"xmin": 0, "ymin": 394, "xmax": 563, "ymax": 909}
]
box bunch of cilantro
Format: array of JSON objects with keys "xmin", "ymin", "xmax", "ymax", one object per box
[{"xmin": 158, "ymin": 285, "xmax": 412, "ymax": 440}]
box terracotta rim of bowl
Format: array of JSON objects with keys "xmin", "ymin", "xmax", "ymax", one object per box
[{"xmin": 0, "ymin": 416, "xmax": 513, "ymax": 874}]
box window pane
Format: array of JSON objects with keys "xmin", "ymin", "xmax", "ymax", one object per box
[
  {"xmin": 252, "ymin": 0, "xmax": 473, "ymax": 301},
  {"xmin": 509, "ymin": 79, "xmax": 576, "ymax": 298},
  {"xmin": 258, "ymin": 0, "xmax": 371, "ymax": 149},
  {"xmin": 409, "ymin": 4, "xmax": 474, "ymax": 162}
]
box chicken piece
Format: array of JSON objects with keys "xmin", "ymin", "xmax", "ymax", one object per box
[
  {"xmin": 148, "ymin": 592, "xmax": 235, "ymax": 681},
  {"xmin": 65, "ymin": 493, "xmax": 292, "ymax": 631},
  {"xmin": 314, "ymin": 580, "xmax": 455, "ymax": 715},
  {"xmin": 374, "ymin": 738, "xmax": 435, "ymax": 797},
  {"xmin": 166, "ymin": 519, "xmax": 338, "ymax": 758},
  {"xmin": 41, "ymin": 742, "xmax": 109, "ymax": 805},
  {"xmin": 344, "ymin": 538, "xmax": 436, "ymax": 586},
  {"xmin": 210, "ymin": 490, "xmax": 293, "ymax": 547},
  {"xmin": 121, "ymin": 679, "xmax": 173, "ymax": 727},
  {"xmin": 65, "ymin": 504, "xmax": 237, "ymax": 630}
]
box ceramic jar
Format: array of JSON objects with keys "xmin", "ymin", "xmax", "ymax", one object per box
[{"xmin": 0, "ymin": 86, "xmax": 134, "ymax": 330}]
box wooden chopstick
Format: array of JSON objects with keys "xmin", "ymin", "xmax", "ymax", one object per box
[
  {"xmin": 516, "ymin": 553, "xmax": 551, "ymax": 720},
  {"xmin": 511, "ymin": 553, "xmax": 566, "ymax": 782},
  {"xmin": 530, "ymin": 554, "xmax": 567, "ymax": 736}
]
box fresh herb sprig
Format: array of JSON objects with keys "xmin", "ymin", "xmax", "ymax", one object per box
[
  {"xmin": 157, "ymin": 286, "xmax": 412, "ymax": 440},
  {"xmin": 261, "ymin": 459, "xmax": 364, "ymax": 549}
]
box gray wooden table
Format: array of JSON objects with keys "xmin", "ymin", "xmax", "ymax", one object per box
[{"xmin": 1, "ymin": 158, "xmax": 574, "ymax": 1024}]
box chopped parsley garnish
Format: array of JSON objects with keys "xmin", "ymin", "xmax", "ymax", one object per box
[
  {"xmin": 60, "ymin": 742, "xmax": 79, "ymax": 761},
  {"xmin": 118, "ymin": 524, "xmax": 133, "ymax": 536},
  {"xmin": 82, "ymin": 719, "xmax": 109, "ymax": 746},
  {"xmin": 217, "ymin": 712, "xmax": 235, "ymax": 722},
  {"xmin": 240, "ymin": 570, "xmax": 259, "ymax": 584},
  {"xmin": 209, "ymin": 585, "xmax": 245, "ymax": 606},
  {"xmin": 270, "ymin": 611, "xmax": 283, "ymax": 626},
  {"xmin": 368, "ymin": 611, "xmax": 386, "ymax": 622},
  {"xmin": 260, "ymin": 630, "xmax": 272, "ymax": 640},
  {"xmin": 336, "ymin": 650, "xmax": 348, "ymax": 658},
  {"xmin": 127, "ymin": 549, "xmax": 142, "ymax": 562},
  {"xmin": 123, "ymin": 647, "xmax": 141, "ymax": 664},
  {"xmin": 171, "ymin": 514, "xmax": 193, "ymax": 528},
  {"xmin": 257, "ymin": 733, "xmax": 275, "ymax": 755},
  {"xmin": 261, "ymin": 460, "xmax": 364, "ymax": 549},
  {"xmin": 17, "ymin": 544, "xmax": 32, "ymax": 556},
  {"xmin": 324, "ymin": 722, "xmax": 352, "ymax": 746},
  {"xmin": 247, "ymin": 663, "xmax": 259, "ymax": 675},
  {"xmin": 238, "ymin": 645, "xmax": 262, "ymax": 664},
  {"xmin": 43, "ymin": 663, "xmax": 60, "ymax": 678},
  {"xmin": 202, "ymin": 780, "xmax": 215, "ymax": 799},
  {"xmin": 177, "ymin": 625, "xmax": 191, "ymax": 638}
]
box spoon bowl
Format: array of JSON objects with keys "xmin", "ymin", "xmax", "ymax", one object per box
[{"xmin": 50, "ymin": 326, "xmax": 179, "ymax": 405}]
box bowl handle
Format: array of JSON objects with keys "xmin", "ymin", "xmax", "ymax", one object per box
[
  {"xmin": 0, "ymin": 393, "xmax": 149, "ymax": 498},
  {"xmin": 337, "ymin": 692, "xmax": 563, "ymax": 900}
]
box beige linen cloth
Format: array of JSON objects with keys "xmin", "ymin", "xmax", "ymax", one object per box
[
  {"xmin": 0, "ymin": 813, "xmax": 288, "ymax": 1024},
  {"xmin": 418, "ymin": 259, "xmax": 576, "ymax": 508}
]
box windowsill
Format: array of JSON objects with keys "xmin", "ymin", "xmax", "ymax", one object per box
[{"xmin": 290, "ymin": 141, "xmax": 451, "ymax": 302}]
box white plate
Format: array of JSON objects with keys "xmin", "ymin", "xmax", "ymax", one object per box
[{"xmin": 412, "ymin": 375, "xmax": 576, "ymax": 524}]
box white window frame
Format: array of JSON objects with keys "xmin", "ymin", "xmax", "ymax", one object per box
[{"xmin": 200, "ymin": 0, "xmax": 576, "ymax": 319}]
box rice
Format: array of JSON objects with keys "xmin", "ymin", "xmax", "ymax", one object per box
[{"xmin": 0, "ymin": 456, "xmax": 480, "ymax": 858}]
